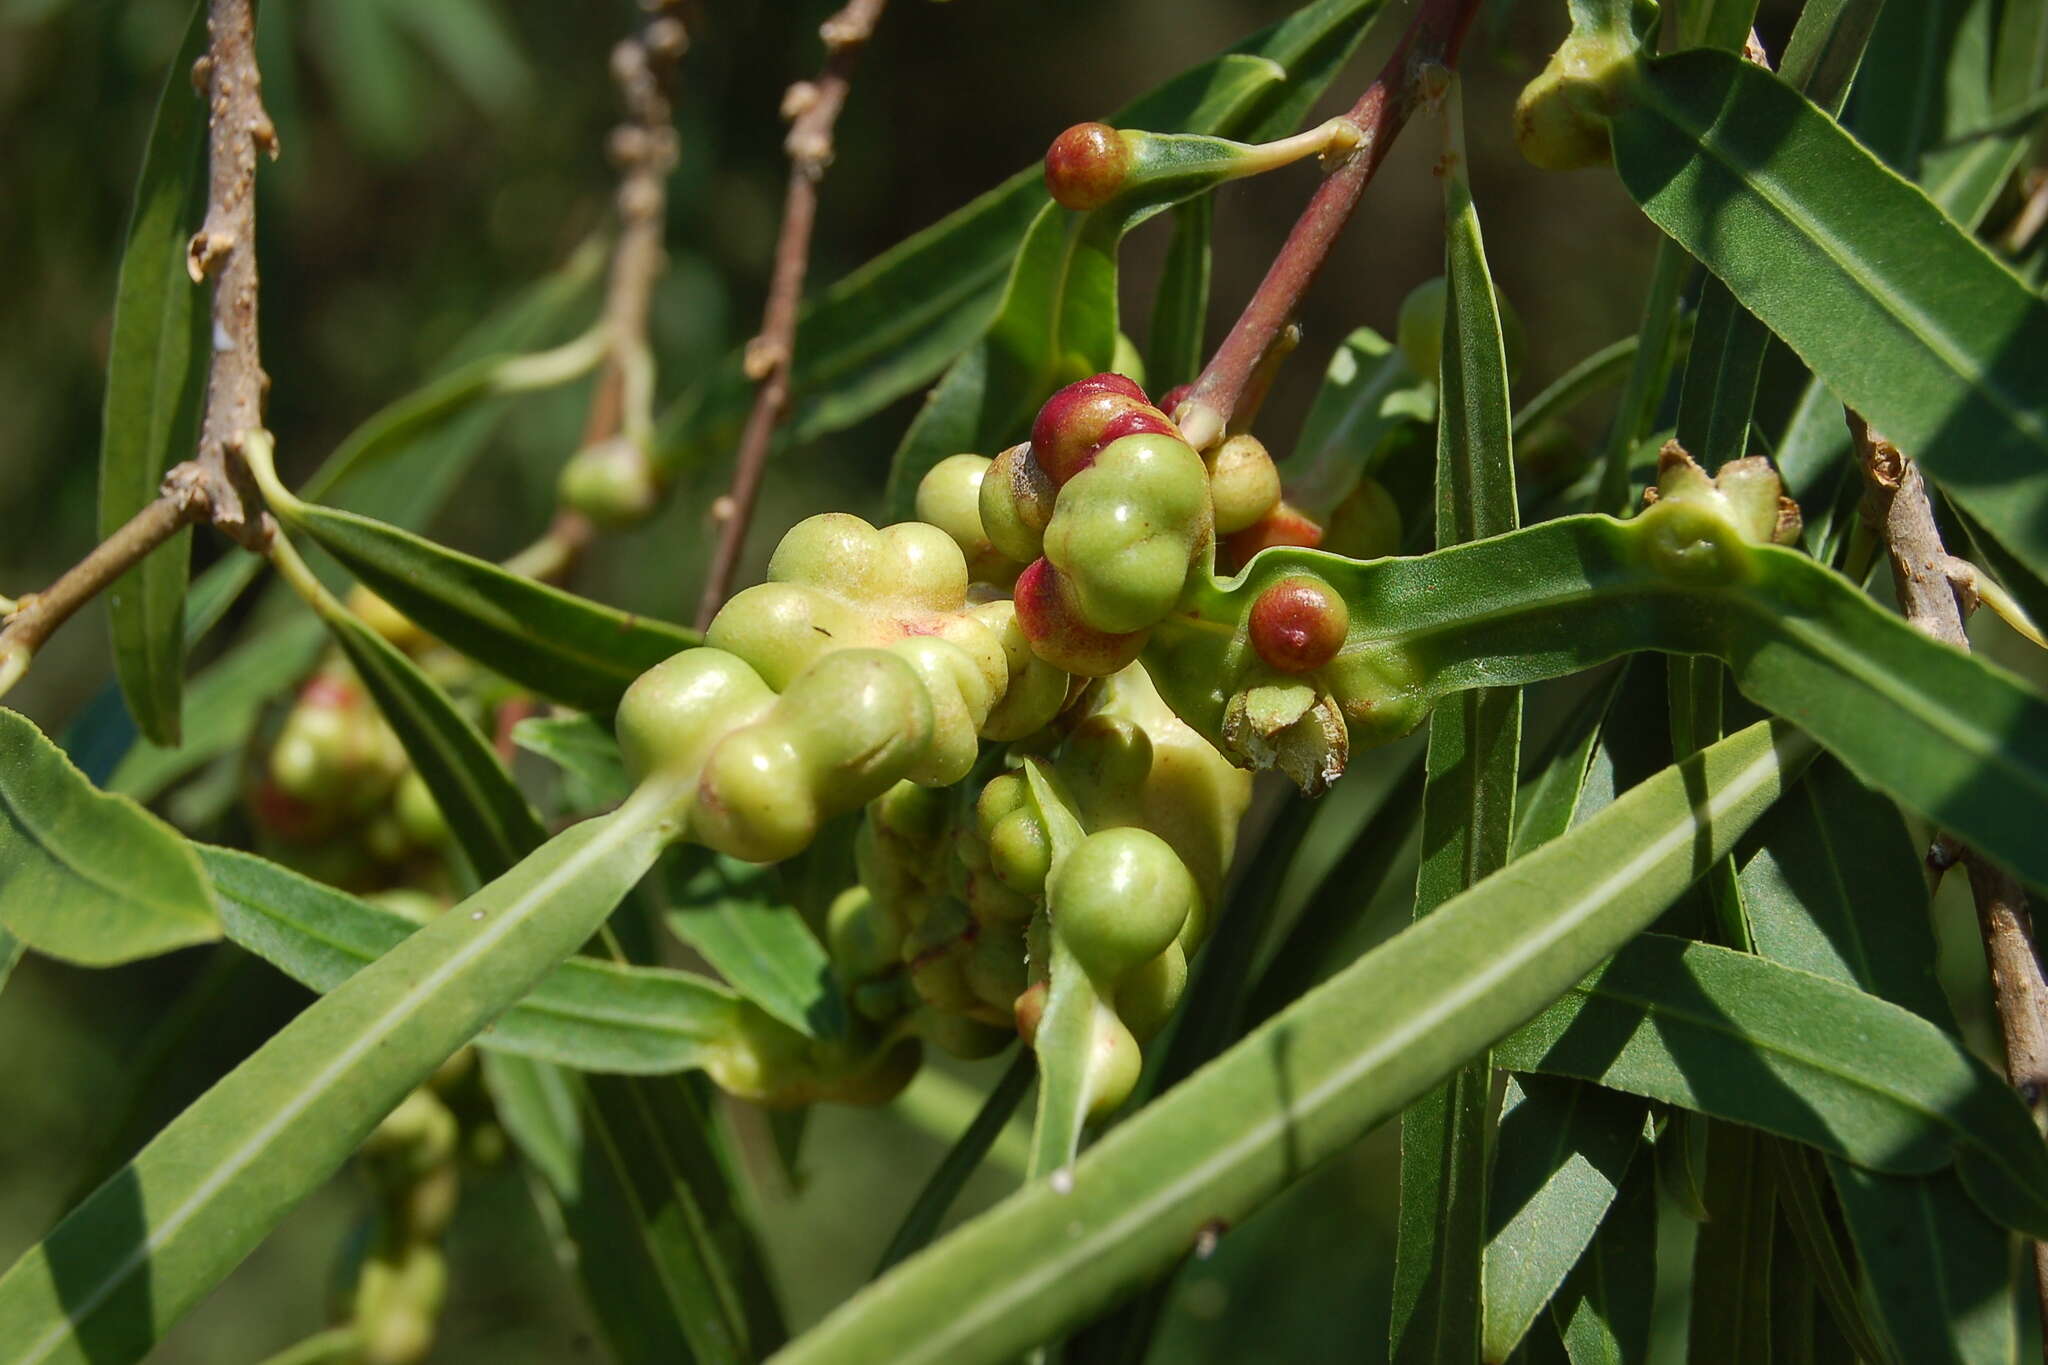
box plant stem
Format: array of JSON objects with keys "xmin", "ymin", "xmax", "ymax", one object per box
[
  {"xmin": 1850, "ymin": 410, "xmax": 2048, "ymax": 1346},
  {"xmin": 696, "ymin": 0, "xmax": 888, "ymax": 630},
  {"xmin": 1172, "ymin": 0, "xmax": 1483, "ymax": 452},
  {"xmin": 0, "ymin": 489, "xmax": 206, "ymax": 702},
  {"xmin": 187, "ymin": 0, "xmax": 278, "ymax": 550}
]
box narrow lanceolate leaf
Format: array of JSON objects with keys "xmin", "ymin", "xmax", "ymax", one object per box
[
  {"xmin": 1020, "ymin": 760, "xmax": 1101, "ymax": 1182},
  {"xmin": 1481, "ymin": 1076, "xmax": 1646, "ymax": 1362},
  {"xmin": 1392, "ymin": 80, "xmax": 1522, "ymax": 1365},
  {"xmin": 97, "ymin": 1, "xmax": 209, "ymax": 746},
  {"xmin": 1494, "ymin": 934, "xmax": 2048, "ymax": 1236},
  {"xmin": 1144, "ymin": 198, "xmax": 1212, "ymax": 392},
  {"xmin": 1674, "ymin": 280, "xmax": 1766, "ymax": 472},
  {"xmin": 1688, "ymin": 1122, "xmax": 1776, "ymax": 1362},
  {"xmin": 1610, "ymin": 49, "xmax": 2048, "ymax": 584},
  {"xmin": 279, "ymin": 502, "xmax": 697, "ymax": 715},
  {"xmin": 665, "ymin": 854, "xmax": 844, "ymax": 1042},
  {"xmin": 768, "ymin": 721, "xmax": 1809, "ymax": 1365},
  {"xmin": 1551, "ymin": 1158, "xmax": 1657, "ymax": 1365},
  {"xmin": 1830, "ymin": 1164, "xmax": 2016, "ymax": 1365},
  {"xmin": 202, "ymin": 844, "xmax": 742, "ymax": 1074},
  {"xmin": 0, "ymin": 798, "xmax": 672, "ymax": 1365},
  {"xmin": 661, "ymin": 0, "xmax": 1387, "ymax": 482},
  {"xmin": 0, "ymin": 708, "xmax": 217, "ymax": 966},
  {"xmin": 1769, "ymin": 1141, "xmax": 1895, "ymax": 1365}
]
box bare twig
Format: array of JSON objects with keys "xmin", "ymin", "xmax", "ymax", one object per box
[
  {"xmin": 1173, "ymin": 0, "xmax": 1483, "ymax": 452},
  {"xmin": 187, "ymin": 0, "xmax": 279, "ymax": 550},
  {"xmin": 694, "ymin": 0, "xmax": 888, "ymax": 630},
  {"xmin": 1851, "ymin": 411, "xmax": 2048, "ymax": 1345},
  {"xmin": 0, "ymin": 0, "xmax": 279, "ymax": 701},
  {"xmin": 0, "ymin": 490, "xmax": 207, "ymax": 698}
]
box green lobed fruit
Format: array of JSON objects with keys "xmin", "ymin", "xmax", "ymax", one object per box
[
  {"xmin": 1030, "ymin": 375, "xmax": 1178, "ymax": 486},
  {"xmin": 615, "ymin": 647, "xmax": 776, "ymax": 785},
  {"xmin": 1084, "ymin": 1008, "xmax": 1143, "ymax": 1117},
  {"xmin": 1063, "ymin": 714, "xmax": 1154, "ymax": 802},
  {"xmin": 986, "ymin": 806, "xmax": 1052, "ymax": 894},
  {"xmin": 965, "ymin": 921, "xmax": 1030, "ymax": 1014},
  {"xmin": 1208, "ymin": 434, "xmax": 1283, "ymax": 534},
  {"xmin": 885, "ymin": 636, "xmax": 991, "ymax": 786},
  {"xmin": 1042, "ymin": 432, "xmax": 1210, "ymax": 633},
  {"xmin": 1049, "ymin": 826, "xmax": 1197, "ymax": 980},
  {"xmin": 827, "ymin": 884, "xmax": 903, "ymax": 979},
  {"xmin": 916, "ymin": 453, "xmax": 1005, "ymax": 578},
  {"xmin": 692, "ymin": 727, "xmax": 816, "ymax": 863},
  {"xmin": 1116, "ymin": 941, "xmax": 1188, "ymax": 1042},
  {"xmin": 1220, "ymin": 498, "xmax": 1323, "ymax": 573},
  {"xmin": 1012, "ymin": 558, "xmax": 1148, "ymax": 677},
  {"xmin": 1514, "ymin": 32, "xmax": 1635, "ymax": 172},
  {"xmin": 980, "ymin": 442, "xmax": 1058, "ymax": 563},
  {"xmin": 969, "ymin": 598, "xmax": 1069, "ymax": 739}
]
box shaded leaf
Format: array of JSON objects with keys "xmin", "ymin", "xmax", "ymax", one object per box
[
  {"xmin": 97, "ymin": 0, "xmax": 209, "ymax": 746},
  {"xmin": 665, "ymin": 853, "xmax": 844, "ymax": 1042},
  {"xmin": 1551, "ymin": 1156, "xmax": 1657, "ymax": 1365},
  {"xmin": 511, "ymin": 711, "xmax": 631, "ymax": 812},
  {"xmin": 876, "ymin": 1052, "xmax": 1035, "ymax": 1276},
  {"xmin": 1494, "ymin": 933, "xmax": 2048, "ymax": 1235}
]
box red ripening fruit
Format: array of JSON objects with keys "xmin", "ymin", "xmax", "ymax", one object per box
[
  {"xmin": 1221, "ymin": 500, "xmax": 1324, "ymax": 573},
  {"xmin": 1013, "ymin": 557, "xmax": 1147, "ymax": 676},
  {"xmin": 1029, "ymin": 373, "xmax": 1167, "ymax": 484},
  {"xmin": 1157, "ymin": 383, "xmax": 1193, "ymax": 417},
  {"xmin": 1248, "ymin": 577, "xmax": 1350, "ymax": 673},
  {"xmin": 1044, "ymin": 123, "xmax": 1133, "ymax": 212}
]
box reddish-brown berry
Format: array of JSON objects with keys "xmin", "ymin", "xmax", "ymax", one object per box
[
  {"xmin": 1013, "ymin": 558, "xmax": 1147, "ymax": 676},
  {"xmin": 1220, "ymin": 500, "xmax": 1324, "ymax": 573},
  {"xmin": 1030, "ymin": 374, "xmax": 1167, "ymax": 484},
  {"xmin": 1248, "ymin": 577, "xmax": 1350, "ymax": 673},
  {"xmin": 1044, "ymin": 123, "xmax": 1134, "ymax": 211},
  {"xmin": 1158, "ymin": 383, "xmax": 1193, "ymax": 416}
]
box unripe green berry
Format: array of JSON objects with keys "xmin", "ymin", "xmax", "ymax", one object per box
[
  {"xmin": 767, "ymin": 512, "xmax": 884, "ymax": 598},
  {"xmin": 1111, "ymin": 332, "xmax": 1147, "ymax": 392},
  {"xmin": 616, "ymin": 647, "xmax": 775, "ymax": 785},
  {"xmin": 878, "ymin": 520, "xmax": 972, "ymax": 613},
  {"xmin": 778, "ymin": 647, "xmax": 937, "ymax": 789},
  {"xmin": 827, "ymin": 885, "xmax": 902, "ymax": 979},
  {"xmin": 1397, "ymin": 277, "xmax": 1448, "ymax": 383},
  {"xmin": 1050, "ymin": 827, "xmax": 1196, "ymax": 980},
  {"xmin": 1514, "ymin": 33, "xmax": 1634, "ymax": 172},
  {"xmin": 1208, "ymin": 434, "xmax": 1283, "ymax": 534},
  {"xmin": 1220, "ymin": 499, "xmax": 1324, "ymax": 573},
  {"xmin": 964, "ymin": 867, "xmax": 1039, "ymax": 923},
  {"xmin": 1063, "ymin": 714, "xmax": 1154, "ymax": 798},
  {"xmin": 559, "ymin": 434, "xmax": 660, "ymax": 526},
  {"xmin": 976, "ymin": 772, "xmax": 1030, "ymax": 832},
  {"xmin": 1044, "ymin": 122, "xmax": 1135, "ymax": 211},
  {"xmin": 987, "ymin": 806, "xmax": 1052, "ymax": 894},
  {"xmin": 875, "ymin": 778, "xmax": 950, "ymax": 843},
  {"xmin": 966, "ymin": 922, "xmax": 1029, "ymax": 1014},
  {"xmin": 392, "ymin": 769, "xmax": 448, "ymax": 848},
  {"xmin": 921, "ymin": 1008, "xmax": 1015, "ymax": 1060},
  {"xmin": 887, "ymin": 636, "xmax": 990, "ymax": 786},
  {"xmin": 970, "ymin": 598, "xmax": 1069, "ymax": 740},
  {"xmin": 921, "ymin": 454, "xmax": 999, "ymax": 564},
  {"xmin": 1085, "ymin": 1010, "xmax": 1143, "ymax": 1117},
  {"xmin": 980, "ymin": 443, "xmax": 1058, "ymax": 563}
]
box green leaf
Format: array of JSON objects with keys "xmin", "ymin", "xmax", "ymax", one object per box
[
  {"xmin": 1550, "ymin": 1156, "xmax": 1658, "ymax": 1365},
  {"xmin": 1674, "ymin": 279, "xmax": 1766, "ymax": 472},
  {"xmin": 1493, "ymin": 933, "xmax": 2048, "ymax": 1236},
  {"xmin": 201, "ymin": 843, "xmax": 742, "ymax": 1074},
  {"xmin": 511, "ymin": 711, "xmax": 632, "ymax": 812},
  {"xmin": 1593, "ymin": 239, "xmax": 1689, "ymax": 514},
  {"xmin": 664, "ymin": 854, "xmax": 844, "ymax": 1042},
  {"xmin": 1155, "ymin": 515, "xmax": 2048, "ymax": 891},
  {"xmin": 657, "ymin": 0, "xmax": 1389, "ymax": 481},
  {"xmin": 1510, "ymin": 336, "xmax": 1636, "ymax": 446},
  {"xmin": 1687, "ymin": 1121, "xmax": 1776, "ymax": 1361},
  {"xmin": 876, "ymin": 1052, "xmax": 1035, "ymax": 1276},
  {"xmin": 276, "ymin": 499, "xmax": 698, "ymax": 715},
  {"xmin": 1394, "ymin": 90, "xmax": 1521, "ymax": 1360},
  {"xmin": 1019, "ymin": 759, "xmax": 1099, "ymax": 1182},
  {"xmin": 1284, "ymin": 325, "xmax": 1435, "ymax": 517},
  {"xmin": 1779, "ymin": 0, "xmax": 1886, "ymax": 114},
  {"xmin": 1144, "ymin": 199, "xmax": 1212, "ymax": 392},
  {"xmin": 1738, "ymin": 756, "xmax": 1954, "ymax": 1025},
  {"xmin": 317, "ymin": 603, "xmax": 548, "ymax": 879},
  {"xmin": 769, "ymin": 720, "xmax": 1809, "ymax": 1365},
  {"xmin": 97, "ymin": 0, "xmax": 208, "ymax": 747},
  {"xmin": 1830, "ymin": 1164, "xmax": 2016, "ymax": 1364},
  {"xmin": 1610, "ymin": 49, "xmax": 2048, "ymax": 584},
  {"xmin": 0, "ymin": 707, "xmax": 218, "ymax": 966},
  {"xmin": 1481, "ymin": 1076, "xmax": 1647, "ymax": 1362},
  {"xmin": 0, "ymin": 799, "xmax": 672, "ymax": 1365},
  {"xmin": 1769, "ymin": 1140, "xmax": 1896, "ymax": 1365}
]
